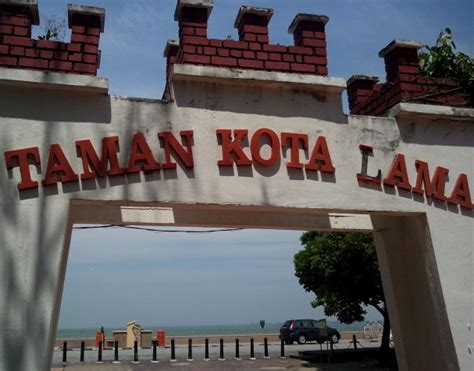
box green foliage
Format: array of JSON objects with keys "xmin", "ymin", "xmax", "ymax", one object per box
[
  {"xmin": 294, "ymin": 232, "xmax": 385, "ymax": 324},
  {"xmin": 419, "ymin": 28, "xmax": 474, "ymax": 81},
  {"xmin": 295, "ymin": 232, "xmax": 393, "ymax": 362},
  {"xmin": 38, "ymin": 29, "xmax": 57, "ymax": 41},
  {"xmin": 38, "ymin": 15, "xmax": 66, "ymax": 41}
]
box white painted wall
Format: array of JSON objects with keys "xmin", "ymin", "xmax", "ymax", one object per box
[{"xmin": 0, "ymin": 65, "xmax": 472, "ymax": 371}]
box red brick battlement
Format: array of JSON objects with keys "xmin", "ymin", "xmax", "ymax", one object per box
[
  {"xmin": 165, "ymin": 0, "xmax": 329, "ymax": 80},
  {"xmin": 0, "ymin": 1, "xmax": 104, "ymax": 75},
  {"xmin": 347, "ymin": 39, "xmax": 472, "ymax": 116}
]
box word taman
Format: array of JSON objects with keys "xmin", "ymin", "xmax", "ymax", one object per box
[{"xmin": 4, "ymin": 129, "xmax": 472, "ymax": 209}]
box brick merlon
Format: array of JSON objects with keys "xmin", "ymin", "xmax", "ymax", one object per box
[
  {"xmin": 234, "ymin": 6, "xmax": 273, "ymax": 28},
  {"xmin": 174, "ymin": 0, "xmax": 213, "ymax": 21},
  {"xmin": 0, "ymin": 0, "xmax": 39, "ymax": 25},
  {"xmin": 164, "ymin": 39, "xmax": 179, "ymax": 58},
  {"xmin": 288, "ymin": 13, "xmax": 329, "ymax": 34},
  {"xmin": 347, "ymin": 75, "xmax": 379, "ymax": 88},
  {"xmin": 378, "ymin": 39, "xmax": 424, "ymax": 58},
  {"xmin": 68, "ymin": 4, "xmax": 106, "ymax": 32}
]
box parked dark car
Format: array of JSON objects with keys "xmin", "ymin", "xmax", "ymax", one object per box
[{"xmin": 279, "ymin": 319, "xmax": 341, "ymax": 345}]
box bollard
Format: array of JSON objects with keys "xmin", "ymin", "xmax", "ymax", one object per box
[
  {"xmin": 97, "ymin": 341, "xmax": 103, "ymax": 363},
  {"xmin": 234, "ymin": 338, "xmax": 241, "ymax": 360},
  {"xmin": 353, "ymin": 334, "xmax": 358, "ymax": 352},
  {"xmin": 187, "ymin": 338, "xmax": 194, "ymax": 361},
  {"xmin": 280, "ymin": 339, "xmax": 286, "ymax": 359},
  {"xmin": 170, "ymin": 338, "xmax": 176, "ymax": 362},
  {"xmin": 151, "ymin": 340, "xmax": 158, "ymax": 363},
  {"xmin": 132, "ymin": 340, "xmax": 139, "ymax": 364},
  {"xmin": 113, "ymin": 340, "xmax": 120, "ymax": 364},
  {"xmin": 330, "ymin": 339, "xmax": 334, "ymax": 364},
  {"xmin": 326, "ymin": 340, "xmax": 330, "ymax": 366},
  {"xmin": 80, "ymin": 341, "xmax": 85, "ymax": 363},
  {"xmin": 62, "ymin": 341, "xmax": 67, "ymax": 364},
  {"xmin": 319, "ymin": 342, "xmax": 323, "ymax": 365},
  {"xmin": 264, "ymin": 337, "xmax": 270, "ymax": 359},
  {"xmin": 250, "ymin": 338, "xmax": 256, "ymax": 360},
  {"xmin": 219, "ymin": 338, "xmax": 225, "ymax": 361},
  {"xmin": 204, "ymin": 338, "xmax": 210, "ymax": 361}
]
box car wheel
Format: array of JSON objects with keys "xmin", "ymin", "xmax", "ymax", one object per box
[
  {"xmin": 297, "ymin": 334, "xmax": 307, "ymax": 344},
  {"xmin": 331, "ymin": 334, "xmax": 340, "ymax": 344},
  {"xmin": 285, "ymin": 340, "xmax": 294, "ymax": 345}
]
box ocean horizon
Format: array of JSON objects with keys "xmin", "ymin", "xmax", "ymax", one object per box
[{"xmin": 57, "ymin": 321, "xmax": 375, "ymax": 339}]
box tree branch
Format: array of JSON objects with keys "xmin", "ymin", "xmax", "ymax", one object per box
[{"xmin": 369, "ymin": 302, "xmax": 385, "ymax": 316}]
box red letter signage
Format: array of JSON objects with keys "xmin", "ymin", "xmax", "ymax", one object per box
[
  {"xmin": 383, "ymin": 154, "xmax": 411, "ymax": 191},
  {"xmin": 216, "ymin": 129, "xmax": 252, "ymax": 166},
  {"xmin": 412, "ymin": 160, "xmax": 448, "ymax": 200},
  {"xmin": 158, "ymin": 130, "xmax": 194, "ymax": 169},
  {"xmin": 356, "ymin": 144, "xmax": 382, "ymax": 184},
  {"xmin": 42, "ymin": 144, "xmax": 78, "ymax": 186},
  {"xmin": 281, "ymin": 132, "xmax": 308, "ymax": 169},
  {"xmin": 2, "ymin": 129, "xmax": 472, "ymax": 212},
  {"xmin": 448, "ymin": 174, "xmax": 473, "ymax": 209},
  {"xmin": 127, "ymin": 133, "xmax": 161, "ymax": 173},
  {"xmin": 76, "ymin": 136, "xmax": 125, "ymax": 180},
  {"xmin": 4, "ymin": 147, "xmax": 41, "ymax": 190},
  {"xmin": 305, "ymin": 136, "xmax": 335, "ymax": 173},
  {"xmin": 250, "ymin": 128, "xmax": 280, "ymax": 166}
]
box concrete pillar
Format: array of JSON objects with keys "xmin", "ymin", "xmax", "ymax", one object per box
[{"xmin": 371, "ymin": 214, "xmax": 459, "ymax": 371}]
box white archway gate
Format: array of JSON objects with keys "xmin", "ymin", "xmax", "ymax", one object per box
[{"xmin": 1, "ymin": 64, "xmax": 472, "ymax": 371}]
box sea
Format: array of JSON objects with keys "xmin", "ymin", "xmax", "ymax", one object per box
[{"xmin": 57, "ymin": 321, "xmax": 370, "ymax": 339}]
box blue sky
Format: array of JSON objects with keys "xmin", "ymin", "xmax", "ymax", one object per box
[
  {"xmin": 41, "ymin": 0, "xmax": 473, "ymax": 329},
  {"xmin": 62, "ymin": 227, "xmax": 326, "ymax": 328},
  {"xmin": 35, "ymin": 0, "xmax": 473, "ymax": 100}
]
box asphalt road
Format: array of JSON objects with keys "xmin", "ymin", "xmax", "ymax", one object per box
[
  {"xmin": 51, "ymin": 339, "xmax": 382, "ymax": 370},
  {"xmin": 54, "ymin": 358, "xmax": 316, "ymax": 370}
]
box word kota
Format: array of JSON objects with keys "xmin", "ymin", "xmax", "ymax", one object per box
[{"xmin": 216, "ymin": 128, "xmax": 334, "ymax": 171}]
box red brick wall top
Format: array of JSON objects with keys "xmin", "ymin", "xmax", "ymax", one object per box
[
  {"xmin": 347, "ymin": 39, "xmax": 472, "ymax": 116},
  {"xmin": 0, "ymin": 2, "xmax": 105, "ymax": 76},
  {"xmin": 166, "ymin": 2, "xmax": 330, "ymax": 80}
]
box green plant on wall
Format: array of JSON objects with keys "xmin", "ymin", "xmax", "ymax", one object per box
[
  {"xmin": 38, "ymin": 15, "xmax": 66, "ymax": 41},
  {"xmin": 419, "ymin": 28, "xmax": 474, "ymax": 81}
]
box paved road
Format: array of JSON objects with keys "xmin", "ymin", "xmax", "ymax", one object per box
[
  {"xmin": 54, "ymin": 358, "xmax": 315, "ymax": 370},
  {"xmin": 52, "ymin": 340, "xmax": 381, "ymax": 370}
]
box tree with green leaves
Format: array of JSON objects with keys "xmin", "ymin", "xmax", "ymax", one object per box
[
  {"xmin": 294, "ymin": 231, "xmax": 391, "ymax": 361},
  {"xmin": 419, "ymin": 28, "xmax": 473, "ymax": 105},
  {"xmin": 419, "ymin": 28, "xmax": 474, "ymax": 81}
]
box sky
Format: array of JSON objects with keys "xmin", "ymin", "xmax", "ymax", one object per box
[
  {"xmin": 39, "ymin": 0, "xmax": 473, "ymax": 329},
  {"xmin": 34, "ymin": 0, "xmax": 473, "ymax": 101},
  {"xmin": 61, "ymin": 227, "xmax": 329, "ymax": 329}
]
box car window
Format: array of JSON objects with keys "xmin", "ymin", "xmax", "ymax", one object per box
[
  {"xmin": 303, "ymin": 320, "xmax": 314, "ymax": 327},
  {"xmin": 297, "ymin": 321, "xmax": 305, "ymax": 327}
]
